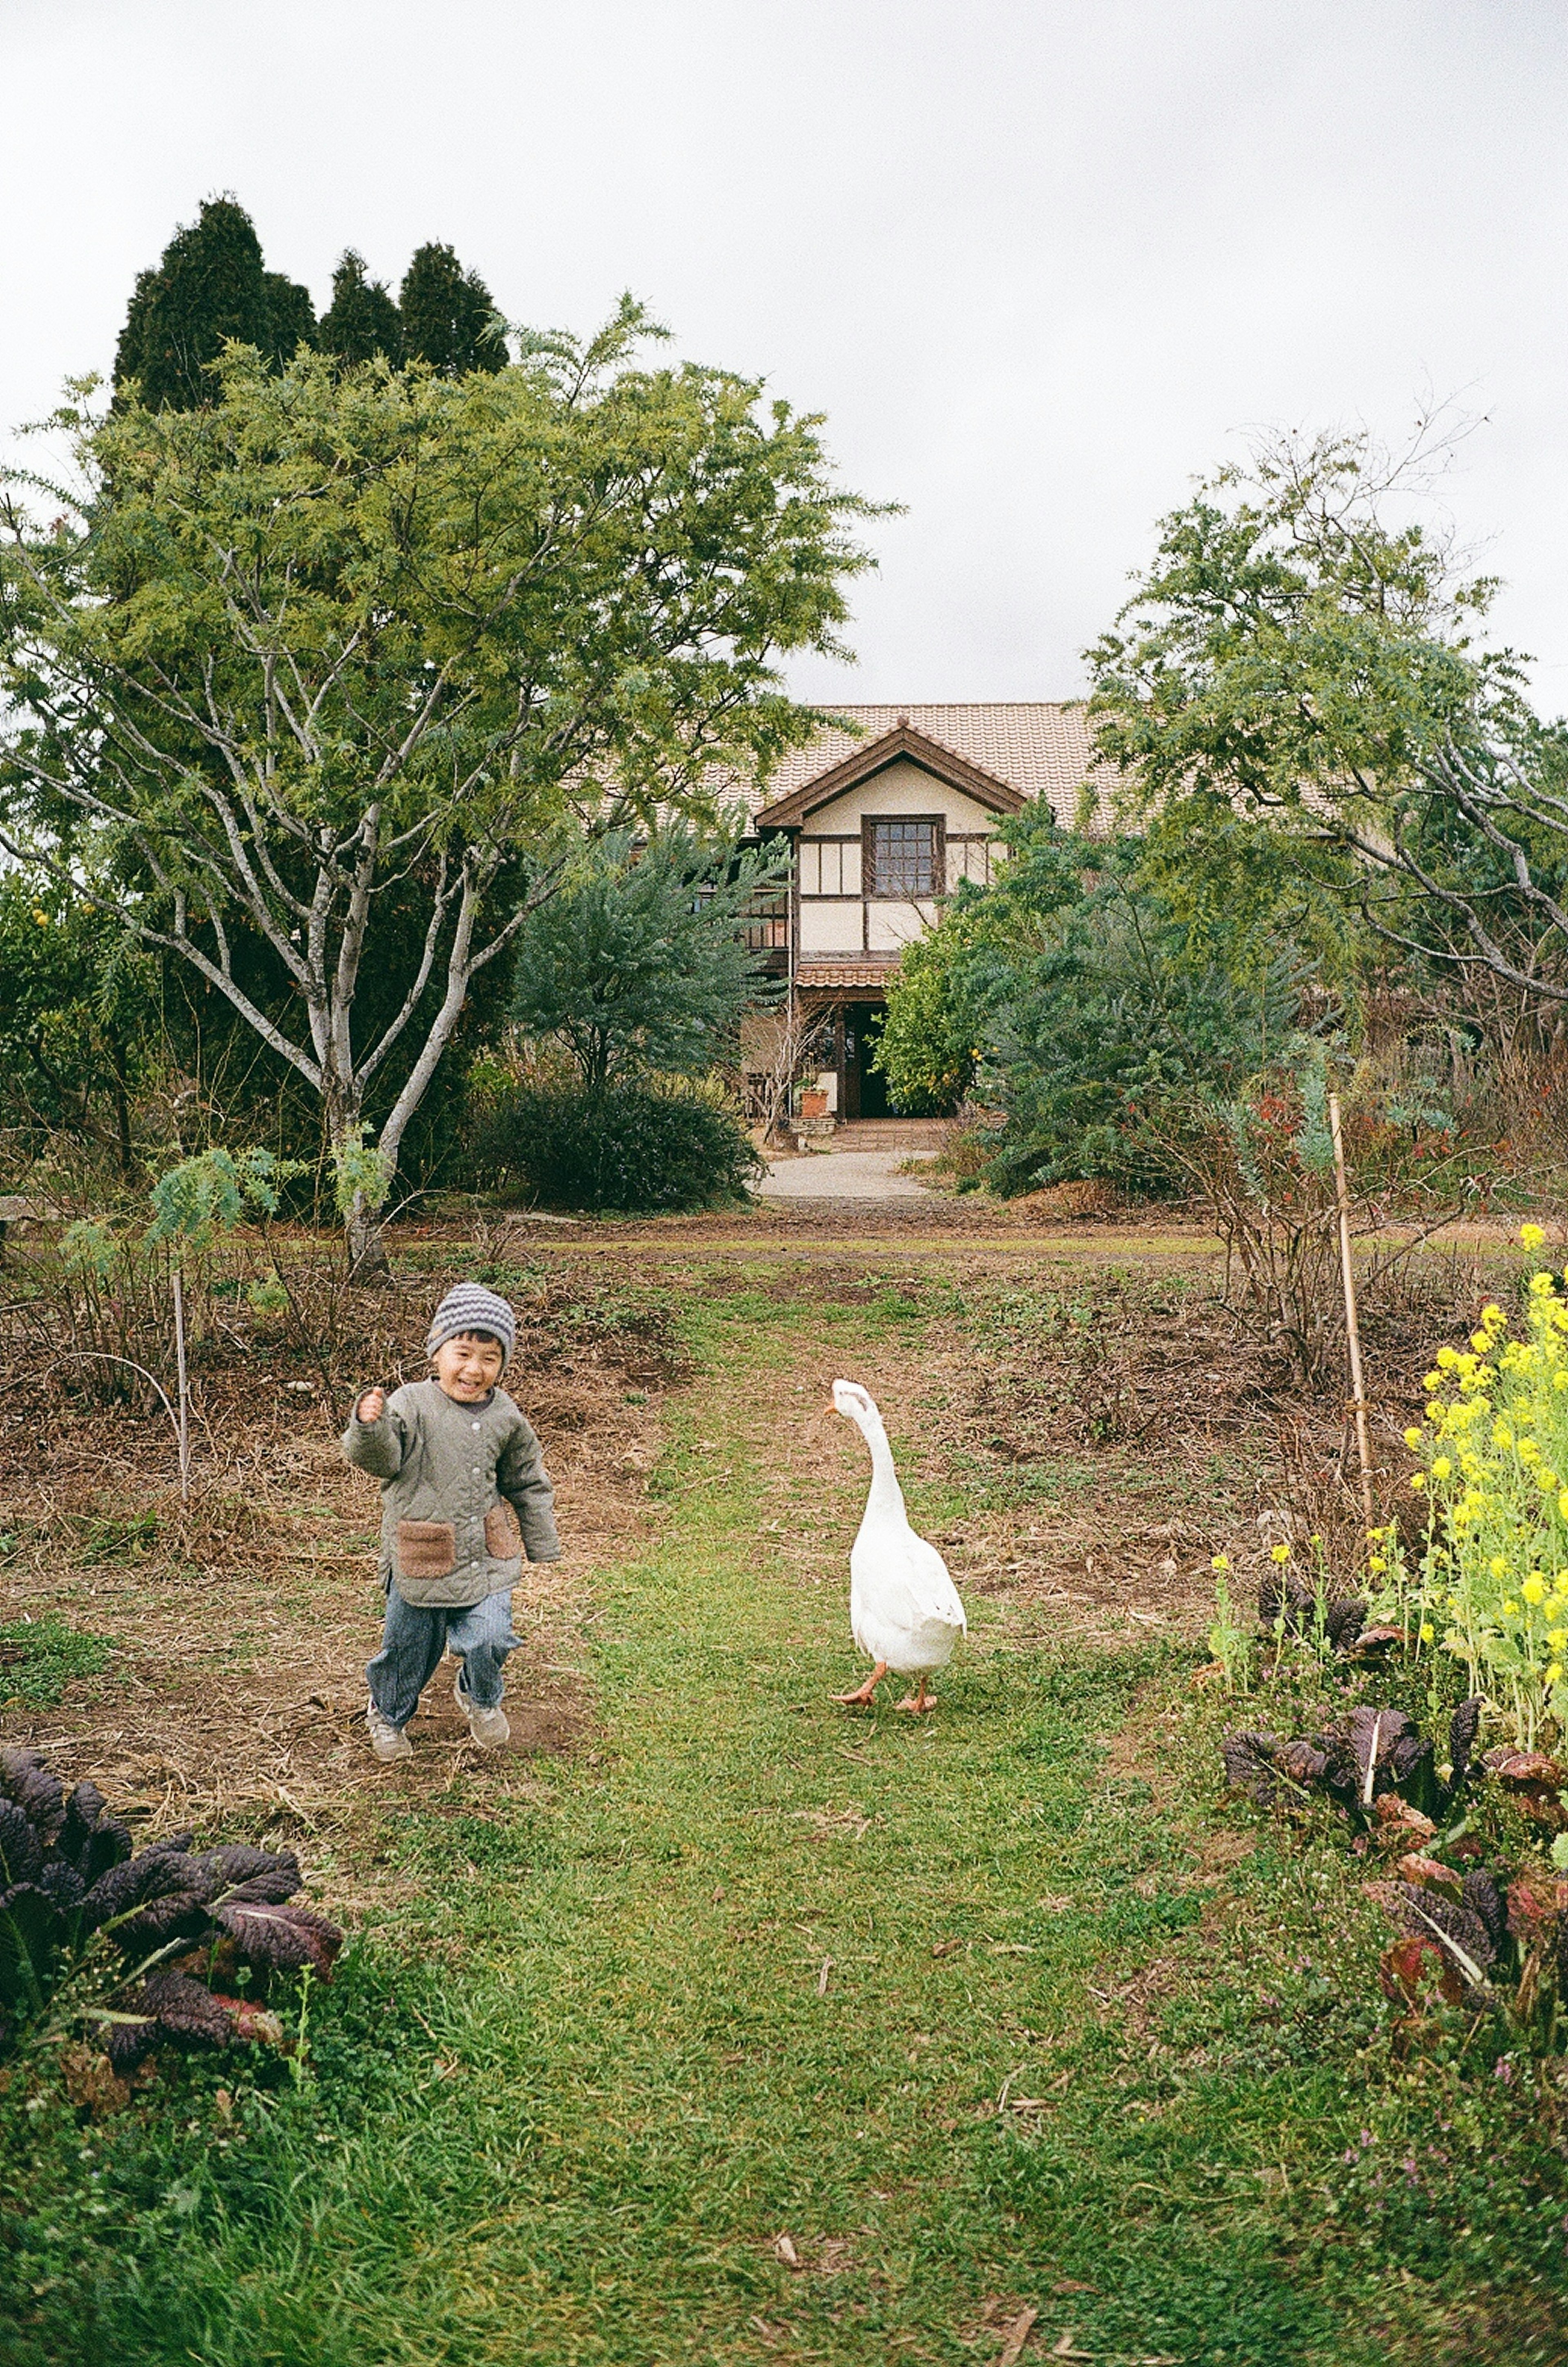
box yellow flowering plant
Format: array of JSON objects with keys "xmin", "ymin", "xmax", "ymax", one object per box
[
  {"xmin": 1207, "ymin": 1553, "xmax": 1253, "ymax": 1692},
  {"xmin": 1378, "ymin": 1227, "xmax": 1568, "ymax": 1746}
]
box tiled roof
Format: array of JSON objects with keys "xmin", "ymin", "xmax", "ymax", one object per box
[
  {"xmin": 795, "ymin": 957, "xmax": 902, "ymax": 989},
  {"xmin": 722, "ymin": 702, "xmax": 1107, "ymax": 828}
]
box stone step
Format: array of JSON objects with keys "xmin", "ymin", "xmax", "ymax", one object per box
[{"xmin": 830, "ymin": 1119, "xmax": 956, "ymax": 1151}]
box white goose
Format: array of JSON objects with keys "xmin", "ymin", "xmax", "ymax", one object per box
[{"xmin": 830, "ymin": 1379, "xmax": 967, "ymax": 1714}]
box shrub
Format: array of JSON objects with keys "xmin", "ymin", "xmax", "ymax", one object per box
[
  {"xmin": 1170, "ymin": 1044, "xmax": 1471, "ymax": 1389},
  {"xmin": 875, "ymin": 814, "xmax": 1306, "ymax": 1191},
  {"xmin": 872, "ymin": 935, "xmax": 973, "ymax": 1115},
  {"xmin": 1379, "ymin": 1228, "xmax": 1568, "ymax": 1746},
  {"xmin": 475, "ymin": 1078, "xmax": 762, "ymax": 1212}
]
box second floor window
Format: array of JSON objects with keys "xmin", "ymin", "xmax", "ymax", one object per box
[{"xmin": 866, "ymin": 817, "xmax": 940, "ymax": 898}]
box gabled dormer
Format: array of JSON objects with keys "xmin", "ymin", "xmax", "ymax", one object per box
[{"xmin": 756, "ymin": 714, "xmax": 1027, "ymax": 981}]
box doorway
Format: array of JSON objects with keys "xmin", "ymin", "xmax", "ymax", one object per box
[{"xmin": 844, "ymin": 1003, "xmax": 889, "ymax": 1120}]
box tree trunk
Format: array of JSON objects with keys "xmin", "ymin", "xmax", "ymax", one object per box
[
  {"xmin": 326, "ymin": 1087, "xmax": 394, "ymax": 1284},
  {"xmin": 345, "ymin": 1197, "xmax": 391, "ymax": 1282}
]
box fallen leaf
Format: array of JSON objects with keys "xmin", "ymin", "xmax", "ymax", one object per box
[
  {"xmin": 773, "ymin": 2233, "xmax": 801, "ymax": 2270},
  {"xmin": 996, "ymin": 2305, "xmax": 1038, "ymax": 2365},
  {"xmin": 1393, "ymin": 1853, "xmax": 1463, "ymax": 1897},
  {"xmin": 1051, "ymin": 2278, "xmax": 1100, "ymax": 2296},
  {"xmin": 931, "ymin": 1937, "xmax": 964, "ymax": 1958},
  {"xmin": 1346, "ymin": 1623, "xmax": 1407, "ymax": 1656},
  {"xmin": 58, "ymin": 2044, "xmax": 130, "ymax": 2120},
  {"xmin": 1374, "ymin": 1794, "xmax": 1437, "ymax": 1843}
]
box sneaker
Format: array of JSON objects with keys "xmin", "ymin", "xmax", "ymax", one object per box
[
  {"xmin": 454, "ymin": 1667, "xmax": 510, "ymax": 1750},
  {"xmin": 366, "ymin": 1699, "xmax": 412, "ymax": 1763}
]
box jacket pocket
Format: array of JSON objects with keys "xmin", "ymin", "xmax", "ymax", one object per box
[
  {"xmin": 484, "ymin": 1501, "xmax": 522, "ymax": 1559},
  {"xmin": 396, "ymin": 1520, "xmax": 455, "ymax": 1580}
]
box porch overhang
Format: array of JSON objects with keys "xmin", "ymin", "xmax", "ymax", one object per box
[{"xmin": 795, "ymin": 957, "xmax": 901, "ymax": 991}]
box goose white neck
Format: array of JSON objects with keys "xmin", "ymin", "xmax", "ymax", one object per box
[{"xmin": 852, "ymin": 1411, "xmax": 906, "ymax": 1520}]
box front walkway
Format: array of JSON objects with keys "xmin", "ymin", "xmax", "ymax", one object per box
[{"xmin": 757, "ymin": 1147, "xmax": 939, "ymax": 1200}]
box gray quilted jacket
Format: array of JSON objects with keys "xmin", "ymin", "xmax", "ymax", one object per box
[{"xmin": 342, "ymin": 1378, "xmax": 559, "ymax": 1607}]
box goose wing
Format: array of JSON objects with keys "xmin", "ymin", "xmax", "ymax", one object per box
[
  {"xmin": 851, "ymin": 1524, "xmax": 967, "ymax": 1634},
  {"xmin": 900, "ymin": 1529, "xmax": 967, "ymax": 1631}
]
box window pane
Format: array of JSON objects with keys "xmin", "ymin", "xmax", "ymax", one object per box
[{"xmin": 869, "ymin": 819, "xmax": 937, "ymax": 897}]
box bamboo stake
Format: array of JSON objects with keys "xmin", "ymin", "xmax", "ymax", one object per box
[
  {"xmin": 171, "ymin": 1260, "xmax": 190, "ymax": 1505},
  {"xmin": 1328, "ymin": 1092, "xmax": 1374, "ymax": 1527}
]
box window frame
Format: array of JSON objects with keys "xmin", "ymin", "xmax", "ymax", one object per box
[{"xmin": 861, "ymin": 813, "xmax": 945, "ymax": 900}]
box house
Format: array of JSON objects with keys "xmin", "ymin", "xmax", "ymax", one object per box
[{"xmin": 732, "ymin": 703, "xmax": 1102, "ymax": 1122}]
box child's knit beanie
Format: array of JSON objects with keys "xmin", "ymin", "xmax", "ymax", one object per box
[{"xmin": 425, "ymin": 1282, "xmax": 517, "ymax": 1367}]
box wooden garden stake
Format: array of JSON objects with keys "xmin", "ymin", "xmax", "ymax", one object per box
[
  {"xmin": 171, "ymin": 1260, "xmax": 191, "ymax": 1505},
  {"xmin": 1328, "ymin": 1092, "xmax": 1374, "ymax": 1527}
]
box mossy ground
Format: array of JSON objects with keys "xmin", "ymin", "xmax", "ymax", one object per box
[{"xmin": 2, "ymin": 1252, "xmax": 1566, "ymax": 2365}]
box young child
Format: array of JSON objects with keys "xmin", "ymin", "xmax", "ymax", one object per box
[{"xmin": 344, "ymin": 1282, "xmax": 559, "ymax": 1762}]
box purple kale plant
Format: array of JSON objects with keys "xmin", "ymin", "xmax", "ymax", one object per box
[{"xmin": 0, "ymin": 1746, "xmax": 342, "ymax": 2070}]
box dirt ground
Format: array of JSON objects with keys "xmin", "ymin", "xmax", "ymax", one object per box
[
  {"xmin": 0, "ymin": 1248, "xmax": 678, "ymax": 1897},
  {"xmin": 0, "ymin": 1199, "xmax": 1486, "ymax": 1908}
]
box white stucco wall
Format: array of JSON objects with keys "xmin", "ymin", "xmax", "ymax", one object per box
[
  {"xmin": 866, "ymin": 899, "xmax": 937, "ymax": 950},
  {"xmin": 798, "ymin": 838, "xmax": 863, "ymax": 897},
  {"xmin": 799, "ymin": 901, "xmax": 866, "ymax": 952},
  {"xmin": 801, "ymin": 758, "xmax": 997, "ymax": 832},
  {"xmin": 796, "ymin": 758, "xmax": 1002, "ymax": 900}
]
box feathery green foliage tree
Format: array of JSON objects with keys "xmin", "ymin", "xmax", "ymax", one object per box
[
  {"xmin": 0, "ymin": 875, "xmax": 157, "ymax": 1176},
  {"xmin": 876, "ymin": 811, "xmax": 1302, "ymax": 1190},
  {"xmin": 1087, "ymin": 423, "xmax": 1568, "ymax": 1006},
  {"xmin": 0, "ymin": 309, "xmax": 875, "ymax": 1263}
]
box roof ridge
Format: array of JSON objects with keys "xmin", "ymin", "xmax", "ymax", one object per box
[{"xmin": 813, "ymin": 698, "xmax": 1077, "ymax": 710}]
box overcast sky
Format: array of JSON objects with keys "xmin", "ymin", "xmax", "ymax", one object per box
[{"xmin": 4, "ymin": 0, "xmax": 1566, "ymax": 706}]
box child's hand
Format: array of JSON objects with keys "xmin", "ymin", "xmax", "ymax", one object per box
[{"xmin": 356, "ymin": 1388, "xmax": 386, "ymax": 1424}]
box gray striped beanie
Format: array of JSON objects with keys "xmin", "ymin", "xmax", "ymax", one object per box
[{"xmin": 425, "ymin": 1283, "xmax": 516, "ymax": 1366}]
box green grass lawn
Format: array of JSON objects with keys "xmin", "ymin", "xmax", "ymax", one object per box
[{"xmin": 3, "ymin": 1274, "xmax": 1566, "ymax": 2365}]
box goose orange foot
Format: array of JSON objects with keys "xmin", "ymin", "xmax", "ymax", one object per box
[
  {"xmin": 831, "ymin": 1660, "xmax": 888, "ymax": 1708},
  {"xmin": 895, "ymin": 1678, "xmax": 938, "ymax": 1714}
]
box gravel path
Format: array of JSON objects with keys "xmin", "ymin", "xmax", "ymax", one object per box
[{"xmin": 756, "ymin": 1148, "xmax": 938, "ymax": 1200}]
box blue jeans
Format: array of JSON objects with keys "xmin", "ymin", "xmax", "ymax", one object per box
[{"xmin": 367, "ymin": 1585, "xmax": 518, "ymax": 1727}]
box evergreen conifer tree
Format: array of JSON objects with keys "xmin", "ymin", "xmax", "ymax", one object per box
[
  {"xmin": 398, "ymin": 243, "xmax": 506, "ymax": 374},
  {"xmin": 263, "ymin": 271, "xmax": 318, "ymax": 367},
  {"xmin": 113, "ymin": 269, "xmax": 161, "ymax": 394},
  {"xmin": 318, "ymin": 251, "xmax": 404, "ymax": 365},
  {"xmin": 114, "ymin": 197, "xmax": 316, "ymax": 407}
]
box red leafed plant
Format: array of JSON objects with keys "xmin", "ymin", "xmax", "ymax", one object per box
[
  {"xmin": 0, "ymin": 1746, "xmax": 343, "ymax": 2072},
  {"xmin": 1221, "ymin": 1703, "xmax": 1568, "ymax": 2044}
]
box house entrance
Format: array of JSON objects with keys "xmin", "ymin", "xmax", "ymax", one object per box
[{"xmin": 842, "ymin": 1001, "xmax": 889, "ymax": 1121}]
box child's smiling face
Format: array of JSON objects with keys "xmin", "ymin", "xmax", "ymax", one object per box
[{"xmin": 432, "ymin": 1331, "xmax": 506, "ymax": 1402}]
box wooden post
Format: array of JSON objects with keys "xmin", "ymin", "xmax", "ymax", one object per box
[
  {"xmin": 1328, "ymin": 1092, "xmax": 1374, "ymax": 1528},
  {"xmin": 172, "ymin": 1261, "xmax": 191, "ymax": 1506}
]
